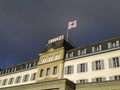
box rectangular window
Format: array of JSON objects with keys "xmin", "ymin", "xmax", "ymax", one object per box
[
  {"xmin": 81, "ymin": 49, "xmax": 86, "ymax": 55},
  {"xmin": 64, "ymin": 65, "xmax": 74, "ymax": 74},
  {"xmin": 23, "ymin": 74, "xmax": 29, "ymax": 82},
  {"xmin": 92, "ymin": 45, "xmax": 102, "ymax": 53},
  {"xmin": 31, "ymin": 73, "xmax": 36, "ymax": 81},
  {"xmin": 53, "ymin": 66, "xmax": 57, "ymax": 75},
  {"xmin": 70, "ymin": 52, "xmax": 73, "ymax": 58},
  {"xmin": 77, "ymin": 63, "xmax": 88, "ymax": 73},
  {"xmin": 46, "ymin": 68, "xmax": 50, "ymax": 76},
  {"xmin": 15, "ymin": 76, "xmax": 21, "ymax": 83},
  {"xmin": 96, "ymin": 78, "xmax": 102, "ymax": 82},
  {"xmin": 109, "ymin": 57, "xmax": 120, "ymax": 68},
  {"xmin": 2, "ymin": 79, "xmax": 8, "ymax": 86},
  {"xmin": 114, "ymin": 75, "xmax": 120, "ymax": 80},
  {"xmin": 108, "ymin": 41, "xmax": 119, "ymax": 49},
  {"xmin": 92, "ymin": 60, "xmax": 104, "ymax": 71},
  {"xmin": 40, "ymin": 69, "xmax": 44, "ymax": 77},
  {"xmin": 8, "ymin": 78, "xmax": 14, "ymax": 85},
  {"xmin": 76, "ymin": 79, "xmax": 88, "ymax": 84},
  {"xmin": 113, "ymin": 57, "xmax": 119, "ymax": 67},
  {"xmin": 92, "ymin": 77, "xmax": 106, "ymax": 82}
]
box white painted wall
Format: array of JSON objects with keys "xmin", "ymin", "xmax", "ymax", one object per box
[
  {"xmin": 64, "ymin": 49, "xmax": 120, "ymax": 83},
  {"xmin": 0, "ymin": 68, "xmax": 37, "ymax": 88}
]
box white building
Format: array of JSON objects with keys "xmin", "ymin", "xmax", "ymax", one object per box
[
  {"xmin": 64, "ymin": 37, "xmax": 120, "ymax": 84},
  {"xmin": 0, "ymin": 36, "xmax": 120, "ymax": 89},
  {"xmin": 0, "ymin": 60, "xmax": 38, "ymax": 88}
]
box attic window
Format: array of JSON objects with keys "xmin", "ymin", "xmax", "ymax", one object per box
[
  {"xmin": 70, "ymin": 52, "xmax": 73, "ymax": 58},
  {"xmin": 66, "ymin": 53, "xmax": 68, "ymax": 58},
  {"xmin": 108, "ymin": 40, "xmax": 119, "ymax": 49}
]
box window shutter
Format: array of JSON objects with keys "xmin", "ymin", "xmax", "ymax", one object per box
[
  {"xmin": 84, "ymin": 49, "xmax": 86, "ymax": 54},
  {"xmin": 77, "ymin": 64, "xmax": 80, "ymax": 73},
  {"xmin": 66, "ymin": 53, "xmax": 68, "ymax": 59},
  {"xmin": 78, "ymin": 50, "xmax": 81, "ymax": 56},
  {"xmin": 85, "ymin": 63, "xmax": 88, "ymax": 72},
  {"xmin": 119, "ymin": 57, "xmax": 120, "ymax": 67},
  {"xmin": 92, "ymin": 78, "xmax": 95, "ymax": 82},
  {"xmin": 92, "ymin": 47, "xmax": 95, "ymax": 52},
  {"xmin": 116, "ymin": 40, "xmax": 119, "ymax": 47},
  {"xmin": 109, "ymin": 76, "xmax": 113, "ymax": 80},
  {"xmin": 99, "ymin": 45, "xmax": 102, "ymax": 51},
  {"xmin": 85, "ymin": 79, "xmax": 88, "ymax": 83},
  {"xmin": 108, "ymin": 58, "xmax": 112, "ymax": 68},
  {"xmin": 64, "ymin": 67, "xmax": 67, "ymax": 75},
  {"xmin": 92, "ymin": 61, "xmax": 95, "ymax": 71},
  {"xmin": 30, "ymin": 74, "xmax": 33, "ymax": 81},
  {"xmin": 101, "ymin": 60, "xmax": 104, "ymax": 69},
  {"xmin": 71, "ymin": 65, "xmax": 74, "ymax": 74},
  {"xmin": 108, "ymin": 43, "xmax": 111, "ymax": 49},
  {"xmin": 102, "ymin": 77, "xmax": 106, "ymax": 81}
]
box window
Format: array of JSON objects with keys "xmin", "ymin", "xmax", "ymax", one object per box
[
  {"xmin": 48, "ymin": 56, "xmax": 51, "ymax": 61},
  {"xmin": 53, "ymin": 66, "xmax": 57, "ymax": 75},
  {"xmin": 70, "ymin": 52, "xmax": 73, "ymax": 58},
  {"xmin": 64, "ymin": 65, "xmax": 74, "ymax": 74},
  {"xmin": 34, "ymin": 61, "xmax": 37, "ymax": 66},
  {"xmin": 46, "ymin": 68, "xmax": 50, "ymax": 76},
  {"xmin": 25, "ymin": 64, "xmax": 28, "ymax": 68},
  {"xmin": 2, "ymin": 79, "xmax": 8, "ymax": 86},
  {"xmin": 31, "ymin": 62, "xmax": 34, "ymax": 67},
  {"xmin": 81, "ymin": 49, "xmax": 86, "ymax": 55},
  {"xmin": 23, "ymin": 74, "xmax": 29, "ymax": 82},
  {"xmin": 66, "ymin": 53, "xmax": 68, "ymax": 58},
  {"xmin": 15, "ymin": 76, "xmax": 21, "ymax": 83},
  {"xmin": 109, "ymin": 75, "xmax": 120, "ymax": 81},
  {"xmin": 43, "ymin": 57, "xmax": 47, "ymax": 62},
  {"xmin": 14, "ymin": 67, "xmax": 17, "ymax": 72},
  {"xmin": 109, "ymin": 57, "xmax": 120, "ymax": 68},
  {"xmin": 92, "ymin": 77, "xmax": 106, "ymax": 82},
  {"xmin": 92, "ymin": 60, "xmax": 104, "ymax": 71},
  {"xmin": 28, "ymin": 63, "xmax": 31, "ymax": 68},
  {"xmin": 77, "ymin": 63, "xmax": 88, "ymax": 73},
  {"xmin": 8, "ymin": 77, "xmax": 14, "ymax": 85},
  {"xmin": 76, "ymin": 79, "xmax": 88, "ymax": 84},
  {"xmin": 55, "ymin": 54, "xmax": 60, "ymax": 60},
  {"xmin": 92, "ymin": 45, "xmax": 102, "ymax": 52},
  {"xmin": 114, "ymin": 75, "xmax": 120, "ymax": 80},
  {"xmin": 96, "ymin": 78, "xmax": 102, "ymax": 82},
  {"xmin": 40, "ymin": 69, "xmax": 44, "ymax": 77},
  {"xmin": 108, "ymin": 41, "xmax": 119, "ymax": 49},
  {"xmin": 31, "ymin": 73, "xmax": 36, "ymax": 81}
]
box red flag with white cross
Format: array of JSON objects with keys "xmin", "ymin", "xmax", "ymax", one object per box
[{"xmin": 68, "ymin": 20, "xmax": 77, "ymax": 30}]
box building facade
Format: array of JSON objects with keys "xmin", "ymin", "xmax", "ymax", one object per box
[{"xmin": 0, "ymin": 35, "xmax": 120, "ymax": 90}]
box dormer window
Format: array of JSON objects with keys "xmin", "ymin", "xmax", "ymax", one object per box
[
  {"xmin": 28, "ymin": 63, "xmax": 31, "ymax": 68},
  {"xmin": 108, "ymin": 40, "xmax": 119, "ymax": 49},
  {"xmin": 92, "ymin": 45, "xmax": 102, "ymax": 53},
  {"xmin": 70, "ymin": 52, "xmax": 73, "ymax": 58},
  {"xmin": 81, "ymin": 49, "xmax": 86, "ymax": 55},
  {"xmin": 66, "ymin": 53, "xmax": 68, "ymax": 58}
]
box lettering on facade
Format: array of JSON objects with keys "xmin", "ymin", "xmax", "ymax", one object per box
[{"xmin": 48, "ymin": 35, "xmax": 64, "ymax": 44}]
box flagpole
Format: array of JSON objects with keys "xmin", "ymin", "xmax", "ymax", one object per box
[{"xmin": 66, "ymin": 29, "xmax": 69, "ymax": 41}]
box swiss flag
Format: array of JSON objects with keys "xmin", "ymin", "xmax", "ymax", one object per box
[{"xmin": 68, "ymin": 20, "xmax": 77, "ymax": 30}]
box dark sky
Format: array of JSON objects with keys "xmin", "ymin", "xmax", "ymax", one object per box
[{"xmin": 0, "ymin": 0, "xmax": 120, "ymax": 68}]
